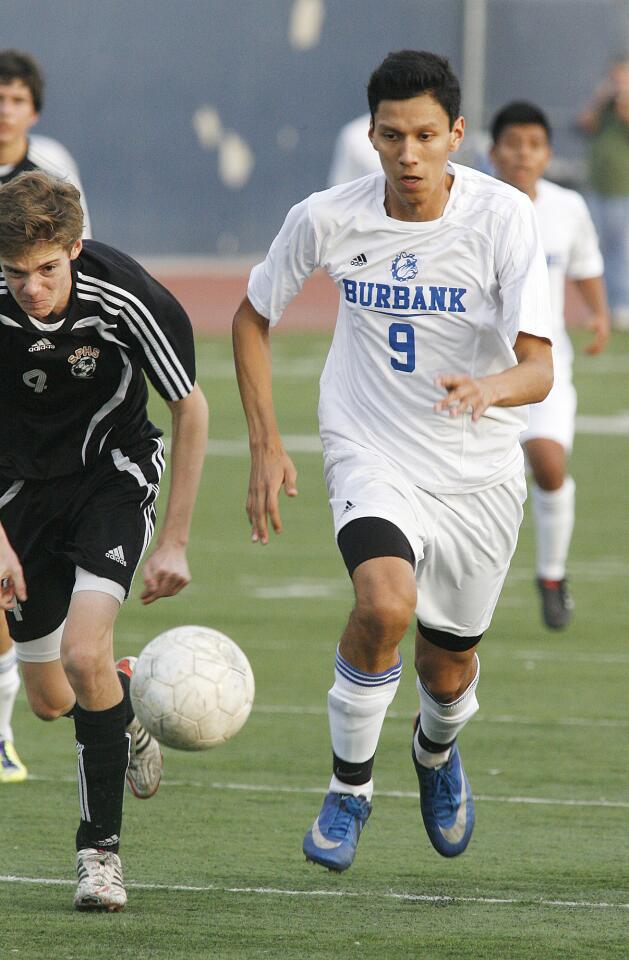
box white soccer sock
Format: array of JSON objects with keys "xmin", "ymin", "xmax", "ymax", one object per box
[
  {"xmin": 414, "ymin": 655, "xmax": 480, "ymax": 768},
  {"xmin": 532, "ymin": 477, "xmax": 575, "ymax": 581},
  {"xmin": 0, "ymin": 645, "xmax": 20, "ymax": 742},
  {"xmin": 327, "ymin": 648, "xmax": 402, "ymax": 801}
]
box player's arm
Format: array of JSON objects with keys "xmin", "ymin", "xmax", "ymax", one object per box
[
  {"xmin": 573, "ymin": 276, "xmax": 610, "ymax": 355},
  {"xmin": 0, "ymin": 521, "xmax": 27, "ymax": 609},
  {"xmin": 232, "ymin": 296, "xmax": 298, "ymax": 545},
  {"xmin": 141, "ymin": 382, "xmax": 209, "ymax": 605},
  {"xmin": 435, "ymin": 333, "xmax": 553, "ymax": 422}
]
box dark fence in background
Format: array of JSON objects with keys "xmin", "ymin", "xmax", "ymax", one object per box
[{"xmin": 4, "ymin": 0, "xmax": 624, "ymax": 255}]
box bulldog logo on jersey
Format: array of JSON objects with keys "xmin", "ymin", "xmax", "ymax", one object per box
[
  {"xmin": 68, "ymin": 345, "xmax": 100, "ymax": 379},
  {"xmin": 391, "ymin": 252, "xmax": 418, "ymax": 282}
]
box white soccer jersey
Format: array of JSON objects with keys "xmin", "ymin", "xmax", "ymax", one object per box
[
  {"xmin": 533, "ymin": 178, "xmax": 603, "ymax": 375},
  {"xmin": 248, "ymin": 162, "xmax": 552, "ymax": 494},
  {"xmin": 328, "ymin": 113, "xmax": 381, "ymax": 186},
  {"xmin": 0, "ymin": 134, "xmax": 92, "ymax": 238}
]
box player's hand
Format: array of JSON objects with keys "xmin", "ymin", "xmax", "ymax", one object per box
[
  {"xmin": 434, "ymin": 374, "xmax": 495, "ymax": 423},
  {"xmin": 140, "ymin": 542, "xmax": 191, "ymax": 605},
  {"xmin": 583, "ymin": 313, "xmax": 610, "ymax": 355},
  {"xmin": 0, "ymin": 528, "xmax": 27, "ymax": 610},
  {"xmin": 247, "ymin": 445, "xmax": 298, "ymax": 545}
]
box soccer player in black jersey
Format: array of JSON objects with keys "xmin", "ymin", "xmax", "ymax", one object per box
[
  {"xmin": 0, "ymin": 50, "xmax": 92, "ymax": 785},
  {"xmin": 0, "ymin": 170, "xmax": 209, "ymax": 911}
]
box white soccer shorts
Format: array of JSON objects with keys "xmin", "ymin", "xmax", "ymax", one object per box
[
  {"xmin": 326, "ymin": 444, "xmax": 526, "ymax": 638},
  {"xmin": 521, "ymin": 372, "xmax": 577, "ymax": 453}
]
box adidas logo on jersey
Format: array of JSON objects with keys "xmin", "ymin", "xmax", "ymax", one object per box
[
  {"xmin": 28, "ymin": 337, "xmax": 54, "ymax": 352},
  {"xmin": 342, "ymin": 500, "xmax": 356, "ymax": 514},
  {"xmin": 350, "ymin": 253, "xmax": 368, "ymax": 266},
  {"xmin": 105, "ymin": 545, "xmax": 127, "ymax": 566}
]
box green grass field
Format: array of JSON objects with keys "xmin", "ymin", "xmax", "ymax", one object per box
[{"xmin": 2, "ymin": 331, "xmax": 628, "ymax": 959}]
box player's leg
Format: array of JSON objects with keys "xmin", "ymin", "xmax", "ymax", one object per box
[
  {"xmin": 522, "ymin": 376, "xmax": 577, "ymax": 629},
  {"xmin": 0, "ymin": 610, "xmax": 27, "ymax": 782},
  {"xmin": 304, "ymin": 548, "xmax": 416, "ymax": 871},
  {"xmin": 303, "ymin": 450, "xmax": 421, "ymax": 870},
  {"xmin": 525, "ymin": 438, "xmax": 575, "ymax": 629},
  {"xmin": 412, "ymin": 629, "xmax": 479, "ymax": 857},
  {"xmin": 60, "ymin": 589, "xmax": 129, "ymax": 912},
  {"xmin": 410, "ymin": 475, "xmax": 525, "ymax": 857}
]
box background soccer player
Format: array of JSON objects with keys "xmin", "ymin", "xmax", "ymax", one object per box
[
  {"xmin": 490, "ymin": 101, "xmax": 609, "ymax": 629},
  {"xmin": 0, "ymin": 49, "xmax": 93, "ymax": 783},
  {"xmin": 0, "ymin": 50, "xmax": 91, "ymax": 231},
  {"xmin": 0, "ymin": 171, "xmax": 208, "ymax": 911},
  {"xmin": 233, "ymin": 50, "xmax": 553, "ymax": 871}
]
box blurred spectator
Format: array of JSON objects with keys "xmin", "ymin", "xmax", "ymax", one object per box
[
  {"xmin": 578, "ymin": 57, "xmax": 629, "ymax": 330},
  {"xmin": 0, "ymin": 50, "xmax": 91, "ymax": 235}
]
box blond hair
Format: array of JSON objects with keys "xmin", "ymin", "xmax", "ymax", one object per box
[{"xmin": 0, "ymin": 170, "xmax": 84, "ymax": 260}]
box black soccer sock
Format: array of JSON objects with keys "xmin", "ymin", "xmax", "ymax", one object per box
[
  {"xmin": 117, "ymin": 669, "xmax": 135, "ymax": 726},
  {"xmin": 74, "ymin": 698, "xmax": 130, "ymax": 853}
]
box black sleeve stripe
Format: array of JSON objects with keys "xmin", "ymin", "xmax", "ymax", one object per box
[{"xmin": 77, "ymin": 272, "xmax": 194, "ymax": 397}]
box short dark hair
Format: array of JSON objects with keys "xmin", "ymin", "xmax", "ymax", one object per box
[
  {"xmin": 490, "ymin": 101, "xmax": 552, "ymax": 144},
  {"xmin": 0, "ymin": 50, "xmax": 44, "ymax": 112},
  {"xmin": 367, "ymin": 50, "xmax": 461, "ymax": 127},
  {"xmin": 0, "ymin": 171, "xmax": 83, "ymax": 260}
]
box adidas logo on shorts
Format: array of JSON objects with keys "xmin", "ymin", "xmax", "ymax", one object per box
[
  {"xmin": 105, "ymin": 545, "xmax": 127, "ymax": 566},
  {"xmin": 349, "ymin": 253, "xmax": 367, "ymax": 266},
  {"xmin": 28, "ymin": 337, "xmax": 55, "ymax": 352}
]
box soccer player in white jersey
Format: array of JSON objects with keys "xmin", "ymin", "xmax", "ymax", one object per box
[
  {"xmin": 328, "ymin": 112, "xmax": 381, "ymax": 186},
  {"xmin": 490, "ymin": 102, "xmax": 609, "ymax": 629},
  {"xmin": 0, "ymin": 50, "xmax": 91, "ymax": 233},
  {"xmin": 0, "ymin": 50, "xmax": 93, "ymax": 784},
  {"xmin": 233, "ymin": 50, "xmax": 553, "ymax": 871}
]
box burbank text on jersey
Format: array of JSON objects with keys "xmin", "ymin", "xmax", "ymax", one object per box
[{"xmin": 342, "ymin": 250, "xmax": 467, "ymax": 314}]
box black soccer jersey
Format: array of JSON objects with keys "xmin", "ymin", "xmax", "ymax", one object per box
[
  {"xmin": 0, "ymin": 151, "xmax": 39, "ymax": 184},
  {"xmin": 0, "ymin": 240, "xmax": 196, "ymax": 480}
]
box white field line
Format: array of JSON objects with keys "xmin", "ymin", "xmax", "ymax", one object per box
[
  {"xmin": 196, "ymin": 358, "xmax": 324, "ymax": 379},
  {"xmin": 251, "ymin": 704, "xmax": 629, "ymax": 729},
  {"xmin": 162, "ymin": 405, "xmax": 629, "ymax": 458},
  {"xmin": 0, "ymin": 873, "xmax": 626, "ymax": 910},
  {"xmin": 237, "ymin": 555, "xmax": 629, "ymax": 603},
  {"xmin": 195, "ymin": 356, "xmax": 629, "ymax": 379},
  {"xmin": 25, "ymin": 775, "xmax": 628, "ymax": 809}
]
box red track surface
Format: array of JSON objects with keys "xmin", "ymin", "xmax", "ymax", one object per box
[{"xmin": 154, "ymin": 268, "xmax": 338, "ymax": 334}]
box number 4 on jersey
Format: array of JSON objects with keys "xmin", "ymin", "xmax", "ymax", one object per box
[{"xmin": 23, "ymin": 369, "xmax": 48, "ymax": 393}]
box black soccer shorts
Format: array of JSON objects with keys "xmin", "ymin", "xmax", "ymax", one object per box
[{"xmin": 0, "ymin": 439, "xmax": 164, "ymax": 644}]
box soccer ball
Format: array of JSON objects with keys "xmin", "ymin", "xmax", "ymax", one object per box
[{"xmin": 130, "ymin": 625, "xmax": 255, "ymax": 751}]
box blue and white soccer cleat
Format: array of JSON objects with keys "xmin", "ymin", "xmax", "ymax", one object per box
[
  {"xmin": 412, "ymin": 737, "xmax": 475, "ymax": 858},
  {"xmin": 303, "ymin": 791, "xmax": 372, "ymax": 871}
]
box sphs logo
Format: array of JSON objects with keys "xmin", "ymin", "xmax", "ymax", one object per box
[
  {"xmin": 68, "ymin": 345, "xmax": 100, "ymax": 379},
  {"xmin": 391, "ymin": 251, "xmax": 418, "ymax": 281}
]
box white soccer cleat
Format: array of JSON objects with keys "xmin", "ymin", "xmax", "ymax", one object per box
[
  {"xmin": 116, "ymin": 656, "xmax": 163, "ymax": 799},
  {"xmin": 74, "ymin": 848, "xmax": 127, "ymax": 912},
  {"xmin": 125, "ymin": 714, "xmax": 162, "ymax": 799}
]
